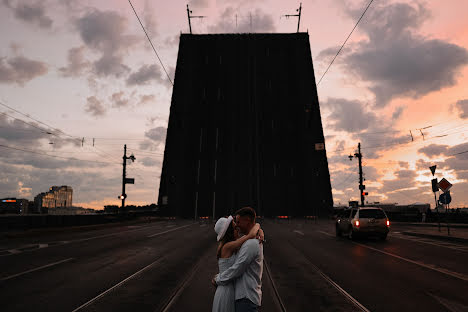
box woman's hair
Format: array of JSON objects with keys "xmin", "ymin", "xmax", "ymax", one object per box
[{"xmin": 217, "ymin": 221, "xmax": 236, "ymax": 259}]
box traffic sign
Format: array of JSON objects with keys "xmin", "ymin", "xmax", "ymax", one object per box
[
  {"xmin": 125, "ymin": 178, "xmax": 135, "ymax": 184},
  {"xmin": 429, "ymin": 165, "xmax": 436, "ymax": 176},
  {"xmin": 438, "ymin": 178, "xmax": 452, "ymax": 192},
  {"xmin": 439, "ymin": 192, "xmax": 452, "ymax": 205}
]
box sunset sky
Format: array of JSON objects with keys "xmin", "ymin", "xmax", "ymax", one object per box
[{"xmin": 0, "ymin": 0, "xmax": 467, "ymax": 210}]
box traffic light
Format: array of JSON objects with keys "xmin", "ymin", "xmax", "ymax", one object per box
[
  {"xmin": 431, "ymin": 178, "xmax": 439, "ymax": 193},
  {"xmin": 362, "ymin": 192, "xmax": 368, "ymax": 196}
]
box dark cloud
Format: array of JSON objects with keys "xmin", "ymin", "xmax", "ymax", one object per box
[
  {"xmin": 325, "ymin": 98, "xmax": 376, "ymax": 132},
  {"xmin": 379, "ymin": 169, "xmax": 418, "ymax": 194},
  {"xmin": 418, "ymin": 144, "xmax": 448, "ymax": 158},
  {"xmin": 455, "ymin": 99, "xmax": 468, "ymax": 119},
  {"xmin": 189, "ymin": 0, "xmax": 211, "ymax": 8},
  {"xmin": 59, "ymin": 46, "xmax": 90, "ymax": 78},
  {"xmin": 0, "ymin": 112, "xmax": 82, "ymax": 150},
  {"xmin": 84, "ymin": 96, "xmax": 106, "ymax": 117},
  {"xmin": 75, "ymin": 9, "xmax": 139, "ymax": 77},
  {"xmin": 140, "ymin": 157, "xmax": 161, "ymax": 167},
  {"xmin": 93, "ymin": 54, "xmax": 130, "ymax": 78},
  {"xmin": 2, "ymin": 0, "xmax": 53, "ymax": 28},
  {"xmin": 110, "ymin": 91, "xmax": 130, "ymax": 108},
  {"xmin": 145, "ymin": 126, "xmax": 166, "ymax": 142},
  {"xmin": 0, "ymin": 55, "xmax": 48, "ymax": 85},
  {"xmin": 208, "ymin": 7, "xmax": 276, "ymax": 33},
  {"xmin": 391, "ymin": 106, "xmax": 405, "ymax": 121},
  {"xmin": 0, "ymin": 113, "xmax": 48, "ymax": 147},
  {"xmin": 139, "ymin": 127, "xmax": 167, "ymax": 151},
  {"xmin": 126, "ymin": 64, "xmax": 162, "ymax": 86},
  {"xmin": 139, "ymin": 94, "xmax": 156, "ymax": 106},
  {"xmin": 334, "ymin": 2, "xmax": 468, "ymax": 106}
]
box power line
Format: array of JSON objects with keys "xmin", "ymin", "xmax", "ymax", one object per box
[
  {"xmin": 1, "ymin": 111, "xmax": 57, "ymax": 136},
  {"xmin": 127, "ymin": 0, "xmax": 174, "ymax": 86},
  {"xmin": 0, "ymin": 100, "xmax": 79, "ymax": 141},
  {"xmin": 316, "ymin": 0, "xmax": 375, "ymax": 86},
  {"xmin": 0, "ymin": 144, "xmax": 120, "ymax": 165},
  {"xmin": 449, "ymin": 149, "xmax": 468, "ymax": 156},
  {"xmin": 0, "ymin": 102, "xmax": 122, "ymax": 163}
]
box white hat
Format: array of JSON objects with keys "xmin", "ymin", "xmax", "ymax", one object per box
[{"xmin": 214, "ymin": 216, "xmax": 233, "ymax": 242}]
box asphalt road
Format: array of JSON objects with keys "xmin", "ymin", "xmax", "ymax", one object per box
[
  {"xmin": 1, "ymin": 219, "xmax": 467, "ymax": 311},
  {"xmin": 263, "ymin": 219, "xmax": 468, "ymax": 312}
]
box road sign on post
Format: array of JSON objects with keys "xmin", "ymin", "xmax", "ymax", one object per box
[
  {"xmin": 429, "ymin": 165, "xmax": 437, "ymax": 176},
  {"xmin": 439, "ymin": 192, "xmax": 452, "ymax": 205},
  {"xmin": 125, "ymin": 178, "xmax": 135, "ymax": 184},
  {"xmin": 438, "ymin": 178, "xmax": 452, "ymax": 193}
]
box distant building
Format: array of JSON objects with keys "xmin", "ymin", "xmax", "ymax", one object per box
[
  {"xmin": 0, "ymin": 198, "xmax": 29, "ymax": 214},
  {"xmin": 34, "ymin": 186, "xmax": 73, "ymax": 212}
]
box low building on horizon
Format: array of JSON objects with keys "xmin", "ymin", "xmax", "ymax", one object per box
[
  {"xmin": 34, "ymin": 186, "xmax": 73, "ymax": 213},
  {"xmin": 0, "ymin": 198, "xmax": 30, "ymax": 214}
]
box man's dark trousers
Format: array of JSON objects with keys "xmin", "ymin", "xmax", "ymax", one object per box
[{"xmin": 235, "ymin": 298, "xmax": 259, "ymax": 312}]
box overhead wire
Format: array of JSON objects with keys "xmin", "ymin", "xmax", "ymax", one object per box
[
  {"xmin": 127, "ymin": 0, "xmax": 174, "ymax": 86},
  {"xmin": 316, "ymin": 0, "xmax": 375, "ymax": 86},
  {"xmin": 0, "ymin": 144, "xmax": 120, "ymax": 165}
]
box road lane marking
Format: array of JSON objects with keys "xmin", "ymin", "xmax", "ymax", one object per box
[
  {"xmin": 352, "ymin": 242, "xmax": 468, "ymax": 282},
  {"xmin": 264, "ymin": 259, "xmax": 288, "ymax": 312},
  {"xmin": 1, "ymin": 258, "xmax": 74, "ymax": 281},
  {"xmin": 427, "ymin": 292, "xmax": 468, "ymax": 312},
  {"xmin": 293, "ymin": 230, "xmax": 304, "ymax": 236},
  {"xmin": 390, "ymin": 233, "xmax": 468, "ymax": 252},
  {"xmin": 290, "ymin": 241, "xmax": 370, "ymax": 312},
  {"xmin": 314, "ymin": 265, "xmax": 370, "ymax": 312},
  {"xmin": 317, "ymin": 230, "xmax": 468, "ymax": 282},
  {"xmin": 317, "ymin": 230, "xmax": 334, "ymax": 237},
  {"xmin": 147, "ymin": 223, "xmax": 195, "ymax": 238},
  {"xmin": 0, "ymin": 223, "xmax": 182, "ymax": 257},
  {"xmin": 159, "ymin": 249, "xmax": 210, "ymax": 312},
  {"xmin": 72, "ymin": 257, "xmax": 165, "ymax": 312}
]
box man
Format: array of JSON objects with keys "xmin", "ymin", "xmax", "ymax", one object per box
[{"xmin": 213, "ymin": 207, "xmax": 264, "ymax": 312}]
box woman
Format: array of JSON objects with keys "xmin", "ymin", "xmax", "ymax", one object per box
[{"xmin": 212, "ymin": 216, "xmax": 263, "ymax": 312}]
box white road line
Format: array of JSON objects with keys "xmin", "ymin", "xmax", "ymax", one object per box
[
  {"xmin": 317, "ymin": 230, "xmax": 334, "ymax": 237},
  {"xmin": 390, "ymin": 234, "xmax": 467, "ymax": 252},
  {"xmin": 264, "ymin": 259, "xmax": 287, "ymax": 312},
  {"xmin": 1, "ymin": 223, "xmax": 184, "ymax": 258},
  {"xmin": 1, "ymin": 258, "xmax": 74, "ymax": 281},
  {"xmin": 293, "ymin": 230, "xmax": 304, "ymax": 236},
  {"xmin": 313, "ymin": 264, "xmax": 370, "ymax": 312},
  {"xmin": 72, "ymin": 257, "xmax": 165, "ymax": 312},
  {"xmin": 147, "ymin": 224, "xmax": 195, "ymax": 238},
  {"xmin": 160, "ymin": 251, "xmax": 208, "ymax": 312},
  {"xmin": 317, "ymin": 230, "xmax": 468, "ymax": 282},
  {"xmin": 352, "ymin": 242, "xmax": 468, "ymax": 282}
]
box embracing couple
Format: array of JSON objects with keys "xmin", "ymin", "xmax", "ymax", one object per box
[{"xmin": 212, "ymin": 207, "xmax": 265, "ymax": 312}]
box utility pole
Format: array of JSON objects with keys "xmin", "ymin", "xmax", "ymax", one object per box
[
  {"xmin": 186, "ymin": 4, "xmax": 205, "ymax": 34},
  {"xmin": 281, "ymin": 3, "xmax": 302, "ymax": 32},
  {"xmin": 349, "ymin": 143, "xmax": 365, "ymax": 207},
  {"xmin": 119, "ymin": 144, "xmax": 135, "ymax": 214}
]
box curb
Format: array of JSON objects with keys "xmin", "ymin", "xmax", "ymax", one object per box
[
  {"xmin": 393, "ymin": 222, "xmax": 468, "ymax": 229},
  {"xmin": 402, "ymin": 231, "xmax": 468, "ymax": 245}
]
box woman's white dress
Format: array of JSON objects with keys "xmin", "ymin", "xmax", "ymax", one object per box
[{"xmin": 212, "ymin": 253, "xmax": 237, "ymax": 312}]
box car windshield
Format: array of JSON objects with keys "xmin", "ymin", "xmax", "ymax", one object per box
[{"xmin": 359, "ymin": 209, "xmax": 386, "ymax": 219}]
